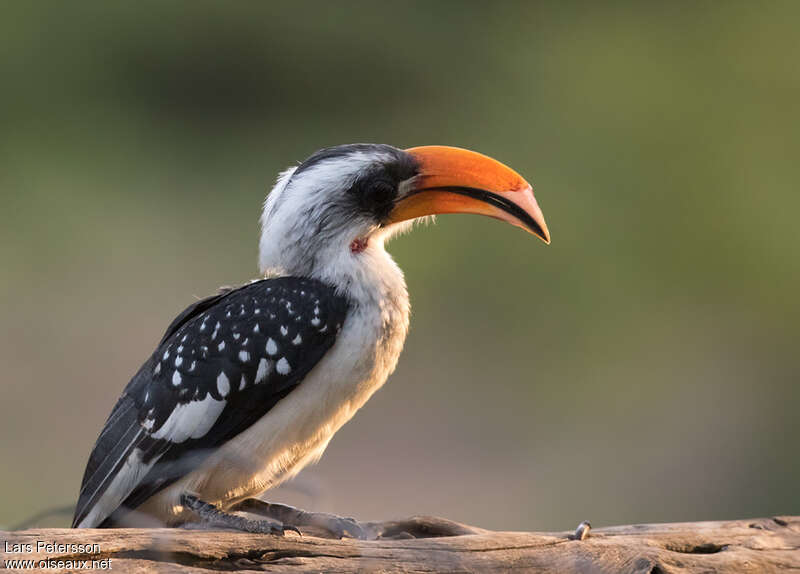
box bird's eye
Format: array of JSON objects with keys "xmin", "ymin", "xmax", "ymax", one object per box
[
  {"xmin": 355, "ymin": 178, "xmax": 397, "ymax": 219},
  {"xmin": 363, "ymin": 180, "xmax": 395, "ymax": 205}
]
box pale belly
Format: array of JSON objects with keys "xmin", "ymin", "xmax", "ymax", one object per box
[{"xmin": 138, "ymin": 306, "xmax": 405, "ymax": 525}]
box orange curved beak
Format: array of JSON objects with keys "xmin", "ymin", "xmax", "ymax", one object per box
[{"xmin": 388, "ymin": 145, "xmax": 550, "ymax": 244}]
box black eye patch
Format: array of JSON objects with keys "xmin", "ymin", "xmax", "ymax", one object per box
[
  {"xmin": 348, "ymin": 151, "xmax": 419, "ymax": 222},
  {"xmin": 351, "ymin": 176, "xmax": 398, "ymax": 221}
]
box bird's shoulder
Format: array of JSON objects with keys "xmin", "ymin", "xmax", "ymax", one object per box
[{"xmin": 129, "ymin": 276, "xmax": 351, "ymax": 437}]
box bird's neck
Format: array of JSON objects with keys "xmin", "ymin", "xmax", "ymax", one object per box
[{"xmin": 261, "ymin": 237, "xmax": 410, "ymax": 323}]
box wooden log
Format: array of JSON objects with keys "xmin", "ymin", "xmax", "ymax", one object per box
[{"xmin": 2, "ymin": 515, "xmax": 798, "ymax": 573}]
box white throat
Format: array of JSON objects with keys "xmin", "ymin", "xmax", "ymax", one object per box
[{"xmin": 258, "ymin": 165, "xmax": 410, "ymax": 313}]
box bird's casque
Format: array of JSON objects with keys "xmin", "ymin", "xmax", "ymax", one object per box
[{"xmin": 72, "ymin": 143, "xmax": 549, "ymax": 531}]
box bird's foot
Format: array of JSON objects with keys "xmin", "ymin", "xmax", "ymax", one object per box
[
  {"xmin": 180, "ymin": 493, "xmax": 298, "ymax": 535},
  {"xmin": 231, "ymin": 498, "xmax": 366, "ymax": 539}
]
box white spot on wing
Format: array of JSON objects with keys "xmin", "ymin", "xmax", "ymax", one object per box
[
  {"xmin": 255, "ymin": 358, "xmax": 271, "ymax": 383},
  {"xmin": 172, "ymin": 371, "xmax": 182, "ymax": 386},
  {"xmin": 276, "ymin": 357, "xmax": 291, "ymax": 375},
  {"xmin": 240, "ymin": 374, "xmax": 247, "ymax": 390},
  {"xmin": 292, "ymin": 334, "xmax": 302, "ymax": 345},
  {"xmin": 175, "ymin": 356, "xmax": 183, "ymax": 367},
  {"xmin": 217, "ymin": 372, "xmax": 230, "ymax": 397},
  {"xmin": 154, "ymin": 363, "xmax": 161, "ymax": 375},
  {"xmin": 152, "ymin": 394, "xmax": 226, "ymax": 443},
  {"xmin": 266, "ymin": 338, "xmax": 278, "ymax": 356},
  {"xmin": 238, "ymin": 350, "xmax": 250, "ymax": 363},
  {"xmin": 311, "ymin": 317, "xmax": 321, "ymax": 327},
  {"xmin": 280, "ymin": 325, "xmax": 288, "ymax": 336},
  {"xmin": 218, "ymin": 340, "xmax": 226, "ymax": 351}
]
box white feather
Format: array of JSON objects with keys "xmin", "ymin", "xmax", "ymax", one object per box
[
  {"xmin": 151, "ymin": 394, "xmax": 227, "ymax": 443},
  {"xmin": 76, "ymin": 445, "xmax": 154, "ymax": 528}
]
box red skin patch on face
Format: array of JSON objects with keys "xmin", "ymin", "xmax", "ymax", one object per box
[{"xmin": 350, "ymin": 237, "xmax": 368, "ymax": 254}]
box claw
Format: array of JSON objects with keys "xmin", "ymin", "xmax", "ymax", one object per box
[
  {"xmin": 228, "ymin": 498, "xmax": 367, "ymax": 539},
  {"xmin": 181, "ymin": 492, "xmax": 287, "ymax": 536}
]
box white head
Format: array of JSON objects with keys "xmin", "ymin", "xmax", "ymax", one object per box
[{"xmin": 259, "ymin": 143, "xmax": 550, "ymax": 296}]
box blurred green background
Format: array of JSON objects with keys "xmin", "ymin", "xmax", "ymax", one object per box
[{"xmin": 1, "ymin": 1, "xmax": 798, "ymax": 532}]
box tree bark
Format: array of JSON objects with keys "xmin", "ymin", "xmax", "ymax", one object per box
[{"xmin": 2, "ymin": 515, "xmax": 798, "ymax": 573}]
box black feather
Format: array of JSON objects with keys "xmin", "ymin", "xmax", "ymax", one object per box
[{"xmin": 72, "ymin": 276, "xmax": 350, "ymax": 528}]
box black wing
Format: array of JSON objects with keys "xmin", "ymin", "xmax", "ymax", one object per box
[{"xmin": 72, "ymin": 276, "xmax": 350, "ymax": 528}]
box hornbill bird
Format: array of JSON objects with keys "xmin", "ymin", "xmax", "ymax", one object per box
[{"xmin": 72, "ymin": 144, "xmax": 550, "ymax": 537}]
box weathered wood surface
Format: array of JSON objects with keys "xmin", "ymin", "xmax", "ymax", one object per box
[{"xmin": 2, "ymin": 515, "xmax": 798, "ymax": 573}]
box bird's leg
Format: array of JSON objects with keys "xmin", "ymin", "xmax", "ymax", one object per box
[
  {"xmin": 231, "ymin": 498, "xmax": 366, "ymax": 539},
  {"xmin": 180, "ymin": 493, "xmax": 296, "ymax": 535}
]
